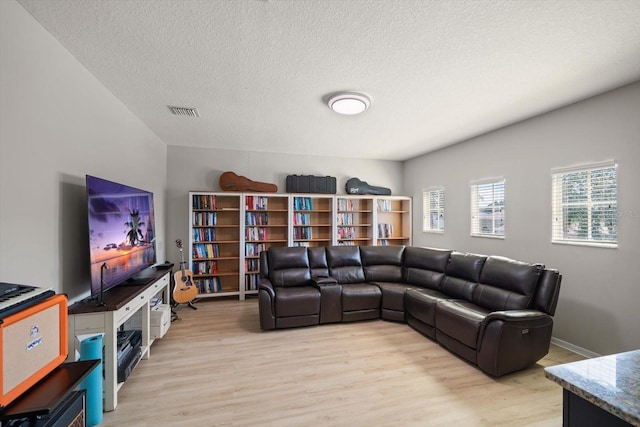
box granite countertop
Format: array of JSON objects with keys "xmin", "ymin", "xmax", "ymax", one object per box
[{"xmin": 545, "ymin": 349, "xmax": 640, "ymax": 426}]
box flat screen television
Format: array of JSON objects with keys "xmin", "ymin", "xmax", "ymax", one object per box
[{"xmin": 86, "ymin": 175, "xmax": 157, "ymax": 299}]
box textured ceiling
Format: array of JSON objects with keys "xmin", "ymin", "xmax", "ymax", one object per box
[{"xmin": 16, "ymin": 0, "xmax": 640, "ymax": 161}]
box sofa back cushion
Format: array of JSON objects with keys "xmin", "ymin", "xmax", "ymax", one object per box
[
  {"xmin": 441, "ymin": 252, "xmax": 486, "ymax": 300},
  {"xmin": 474, "ymin": 256, "xmax": 544, "ymax": 310},
  {"xmin": 326, "ymin": 246, "xmax": 365, "ymax": 284},
  {"xmin": 403, "ymin": 247, "xmax": 451, "ymax": 290},
  {"xmin": 308, "ymin": 246, "xmax": 329, "ymax": 277},
  {"xmin": 267, "ymin": 246, "xmax": 311, "ymax": 287},
  {"xmin": 360, "ymin": 246, "xmax": 404, "ymax": 282}
]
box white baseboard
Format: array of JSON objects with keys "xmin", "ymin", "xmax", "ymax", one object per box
[{"xmin": 551, "ymin": 337, "xmax": 601, "ymax": 359}]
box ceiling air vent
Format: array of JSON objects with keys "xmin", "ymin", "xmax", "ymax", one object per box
[{"xmin": 168, "ymin": 105, "xmax": 200, "ymax": 117}]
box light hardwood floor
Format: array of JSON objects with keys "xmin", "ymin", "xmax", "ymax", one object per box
[{"xmin": 101, "ymin": 298, "xmax": 582, "ymax": 427}]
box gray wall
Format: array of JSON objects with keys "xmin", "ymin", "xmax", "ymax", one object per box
[
  {"xmin": 0, "ymin": 1, "xmax": 168, "ymax": 301},
  {"xmin": 165, "ymin": 146, "xmax": 403, "ymax": 265},
  {"xmin": 404, "ymin": 81, "xmax": 640, "ymax": 356}
]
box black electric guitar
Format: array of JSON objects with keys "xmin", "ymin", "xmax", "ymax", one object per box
[{"xmin": 173, "ymin": 239, "xmax": 199, "ymax": 304}]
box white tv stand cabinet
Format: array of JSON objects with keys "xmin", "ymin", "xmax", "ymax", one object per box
[{"xmin": 66, "ymin": 268, "xmax": 172, "ymax": 411}]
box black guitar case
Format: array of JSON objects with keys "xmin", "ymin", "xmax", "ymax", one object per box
[{"xmin": 345, "ymin": 177, "xmax": 391, "ymax": 195}]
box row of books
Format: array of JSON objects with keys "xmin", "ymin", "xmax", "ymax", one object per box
[
  {"xmin": 245, "ymin": 227, "xmax": 268, "ymax": 241},
  {"xmin": 337, "ymin": 199, "xmax": 371, "ymax": 212},
  {"xmin": 378, "ymin": 223, "xmax": 394, "ymax": 238},
  {"xmin": 293, "ymin": 213, "xmax": 311, "ymax": 225},
  {"xmin": 245, "ymin": 242, "xmax": 267, "ymax": 257},
  {"xmin": 245, "ymin": 274, "xmax": 259, "ymax": 291},
  {"xmin": 293, "ymin": 197, "xmax": 314, "ymax": 210},
  {"xmin": 192, "ymin": 243, "xmax": 219, "ymax": 259},
  {"xmin": 246, "ymin": 212, "xmax": 269, "ymax": 225},
  {"xmin": 377, "ymin": 199, "xmax": 392, "ymax": 212},
  {"xmin": 337, "ymin": 213, "xmax": 357, "ymax": 225},
  {"xmin": 191, "ymin": 260, "xmax": 218, "ymax": 275},
  {"xmin": 294, "ymin": 227, "xmax": 312, "ymax": 240},
  {"xmin": 193, "ymin": 227, "xmax": 216, "ymax": 242},
  {"xmin": 195, "ymin": 278, "xmax": 222, "ymax": 293},
  {"xmin": 337, "ymin": 226, "xmax": 365, "ymax": 239},
  {"xmin": 245, "ymin": 258, "xmax": 260, "ymax": 273},
  {"xmin": 293, "ymin": 241, "xmax": 311, "ymax": 247},
  {"xmin": 192, "ymin": 194, "xmax": 219, "ymax": 210},
  {"xmin": 245, "ymin": 196, "xmax": 268, "ymax": 210},
  {"xmin": 192, "ymin": 211, "xmax": 217, "ymax": 226}
]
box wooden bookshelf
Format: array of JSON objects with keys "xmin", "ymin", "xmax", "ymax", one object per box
[
  {"xmin": 243, "ymin": 194, "xmax": 290, "ymax": 296},
  {"xmin": 336, "ymin": 196, "xmax": 374, "ymax": 246},
  {"xmin": 292, "ymin": 195, "xmax": 334, "ymax": 247},
  {"xmin": 189, "ymin": 192, "xmax": 241, "ymax": 298},
  {"xmin": 375, "ymin": 196, "xmax": 412, "ymax": 246}
]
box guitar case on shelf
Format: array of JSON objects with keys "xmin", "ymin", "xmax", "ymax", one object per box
[
  {"xmin": 345, "ymin": 177, "xmax": 391, "ymax": 195},
  {"xmin": 286, "ymin": 175, "xmax": 336, "ymax": 194},
  {"xmin": 219, "ymin": 171, "xmax": 277, "ymax": 193}
]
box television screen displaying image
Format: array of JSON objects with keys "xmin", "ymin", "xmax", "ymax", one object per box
[{"xmin": 86, "ymin": 175, "xmax": 157, "ymax": 298}]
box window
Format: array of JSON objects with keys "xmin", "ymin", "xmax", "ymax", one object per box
[
  {"xmin": 551, "ymin": 161, "xmax": 617, "ymax": 247},
  {"xmin": 471, "ymin": 178, "xmax": 505, "ymax": 238},
  {"xmin": 423, "ymin": 187, "xmax": 444, "ymax": 233}
]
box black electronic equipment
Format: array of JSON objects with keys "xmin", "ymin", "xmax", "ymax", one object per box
[
  {"xmin": 117, "ymin": 347, "xmax": 142, "ymax": 384},
  {"xmin": 117, "ymin": 329, "xmax": 142, "ymax": 350},
  {"xmin": 85, "ymin": 175, "xmax": 157, "ymax": 300},
  {"xmin": 0, "ymin": 282, "xmax": 55, "ymax": 318},
  {"xmin": 116, "ymin": 330, "xmax": 142, "ymax": 384}
]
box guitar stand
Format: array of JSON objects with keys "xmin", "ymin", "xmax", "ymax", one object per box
[{"xmin": 170, "ymin": 299, "xmax": 198, "ymax": 322}]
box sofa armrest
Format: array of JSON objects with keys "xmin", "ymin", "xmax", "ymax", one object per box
[
  {"xmin": 311, "ymin": 275, "xmax": 342, "ymax": 324},
  {"xmin": 258, "ymin": 277, "xmax": 276, "ymax": 298},
  {"xmin": 311, "ymin": 275, "xmax": 338, "ymax": 288},
  {"xmin": 484, "ymin": 309, "xmax": 552, "ymax": 323},
  {"xmin": 258, "ymin": 278, "xmax": 276, "ymax": 330},
  {"xmin": 477, "ymin": 310, "xmax": 554, "ymax": 377}
]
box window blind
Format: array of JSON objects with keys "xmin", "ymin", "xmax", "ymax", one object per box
[
  {"xmin": 470, "ymin": 178, "xmax": 505, "ymax": 237},
  {"xmin": 551, "ymin": 161, "xmax": 617, "ymax": 247},
  {"xmin": 423, "ymin": 187, "xmax": 444, "ymax": 232}
]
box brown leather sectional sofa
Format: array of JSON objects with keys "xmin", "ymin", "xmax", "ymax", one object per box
[{"xmin": 258, "ymin": 245, "xmax": 561, "ymax": 377}]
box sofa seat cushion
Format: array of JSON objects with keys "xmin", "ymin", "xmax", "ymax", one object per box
[
  {"xmin": 374, "ymin": 282, "xmax": 415, "ymax": 311},
  {"xmin": 404, "ymin": 288, "xmax": 451, "ymax": 326},
  {"xmin": 435, "ymin": 300, "xmax": 490, "ymax": 349},
  {"xmin": 275, "ymin": 286, "xmax": 321, "ymax": 317},
  {"xmin": 342, "ymin": 283, "xmax": 382, "ymax": 311}
]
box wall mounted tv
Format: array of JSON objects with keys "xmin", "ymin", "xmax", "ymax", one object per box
[{"xmin": 86, "ymin": 175, "xmax": 157, "ymax": 299}]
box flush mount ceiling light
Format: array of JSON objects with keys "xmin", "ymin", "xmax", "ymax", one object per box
[{"xmin": 327, "ymin": 92, "xmax": 371, "ymax": 115}]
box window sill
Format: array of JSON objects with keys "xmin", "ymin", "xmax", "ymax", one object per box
[
  {"xmin": 423, "ymin": 230, "xmax": 444, "ymax": 234},
  {"xmin": 551, "ymin": 240, "xmax": 617, "ymax": 249},
  {"xmin": 470, "ymin": 234, "xmax": 505, "ymax": 240}
]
